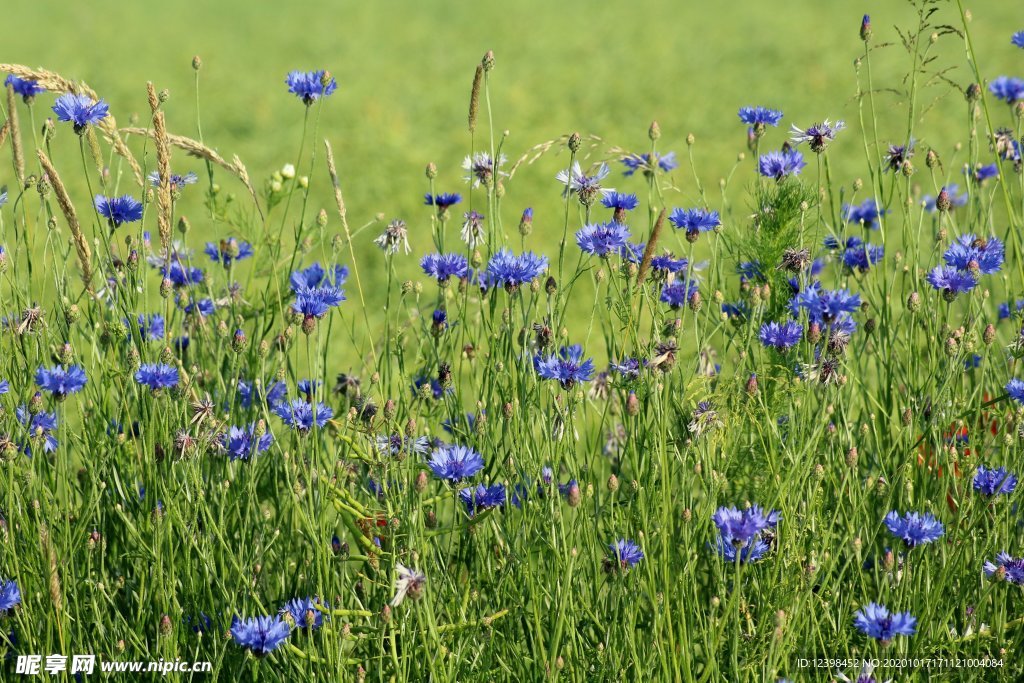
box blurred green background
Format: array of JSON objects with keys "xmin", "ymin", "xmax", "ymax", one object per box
[{"xmin": 2, "ymin": 0, "xmax": 1022, "ymax": 355}]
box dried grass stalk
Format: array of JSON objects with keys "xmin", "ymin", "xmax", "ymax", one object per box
[
  {"xmin": 0, "ymin": 63, "xmax": 144, "ymax": 186},
  {"xmin": 6, "ymin": 83, "xmax": 24, "ymax": 186},
  {"xmin": 37, "ymin": 149, "xmax": 93, "ymax": 289},
  {"xmin": 637, "ymin": 209, "xmax": 667, "ymax": 284}
]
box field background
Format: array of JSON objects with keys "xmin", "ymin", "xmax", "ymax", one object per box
[{"xmin": 3, "ymin": 0, "xmax": 1022, "ymax": 360}]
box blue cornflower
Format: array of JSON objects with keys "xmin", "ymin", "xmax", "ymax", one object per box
[
  {"xmin": 989, "ymin": 76, "xmax": 1024, "ymax": 104},
  {"xmin": 576, "ymin": 221, "xmax": 631, "ymax": 257},
  {"xmin": 428, "ymin": 444, "xmax": 485, "ymax": 481},
  {"xmin": 999, "ymin": 300, "xmax": 1024, "ymax": 320},
  {"xmin": 35, "ymin": 365, "xmax": 87, "ymax": 399},
  {"xmin": 843, "ymin": 199, "xmax": 886, "ymax": 229},
  {"xmin": 791, "ymin": 285, "xmax": 861, "ymax": 324},
  {"xmin": 883, "ymin": 510, "xmax": 944, "ymax": 548},
  {"xmin": 293, "ymin": 287, "xmax": 345, "ymax": 321},
  {"xmin": 923, "ymin": 185, "xmax": 968, "ymax": 212},
  {"xmin": 421, "ymin": 253, "xmax": 470, "ymax": 284},
  {"xmin": 181, "ymin": 297, "xmax": 215, "ymax": 317},
  {"xmin": 606, "ymin": 539, "xmax": 644, "ymax": 572},
  {"xmin": 842, "ymin": 243, "xmax": 884, "ymax": 272},
  {"xmin": 0, "ymin": 379, "xmax": 8, "ymax": 394},
  {"xmin": 738, "ymin": 106, "xmax": 784, "ymax": 130},
  {"xmin": 758, "ymin": 149, "xmax": 806, "ymax": 180},
  {"xmin": 601, "ymin": 192, "xmax": 640, "ymax": 222},
  {"xmin": 205, "ymin": 238, "xmax": 254, "ymax": 267},
  {"xmin": 1014, "ymin": 32, "xmax": 1024, "ymax": 49},
  {"xmin": 926, "ymin": 266, "xmax": 977, "ymax": 300},
  {"xmin": 943, "ymin": 234, "xmax": 1004, "ymax": 275},
  {"xmin": 854, "ymin": 603, "xmax": 916, "ymax": 643},
  {"xmin": 221, "ymin": 424, "xmax": 274, "ymax": 461},
  {"xmin": 94, "ymin": 195, "xmax": 143, "ymax": 228},
  {"xmin": 52, "ymin": 94, "xmax": 109, "ymax": 132},
  {"xmin": 974, "ymin": 465, "xmax": 1018, "ymax": 497},
  {"xmin": 482, "ymin": 249, "xmax": 548, "ymax": 291},
  {"xmin": 230, "ymin": 615, "xmax": 291, "ymax": 655},
  {"xmin": 884, "ymin": 141, "xmax": 914, "ymax": 172},
  {"xmin": 668, "ymin": 207, "xmax": 721, "ymax": 241},
  {"xmin": 17, "ymin": 405, "xmax": 59, "ymax": 453},
  {"xmin": 135, "ymin": 363, "xmax": 179, "ymax": 392},
  {"xmin": 534, "ymin": 345, "xmax": 595, "ymax": 390},
  {"xmin": 238, "ymin": 380, "xmax": 288, "ymax": 409},
  {"xmin": 297, "ymin": 380, "xmax": 321, "ymax": 399},
  {"xmin": 285, "ymin": 70, "xmax": 337, "ymax": 104},
  {"xmin": 759, "ymin": 321, "xmax": 803, "ymax": 350},
  {"xmin": 0, "ymin": 579, "xmax": 20, "ymax": 613},
  {"xmin": 133, "ymin": 313, "xmax": 165, "ymax": 341},
  {"xmin": 970, "ymin": 164, "xmax": 1000, "ymax": 183},
  {"xmin": 424, "ymin": 193, "xmax": 462, "ymax": 213},
  {"xmin": 790, "ymin": 119, "xmax": 845, "ymax": 152},
  {"xmin": 620, "ymin": 152, "xmax": 678, "ymax": 176},
  {"xmin": 649, "ymin": 253, "xmax": 689, "ymax": 275},
  {"xmin": 431, "ymin": 309, "xmax": 449, "ymax": 334},
  {"xmin": 459, "ymin": 484, "xmax": 506, "ymax": 515},
  {"xmin": 736, "ymin": 261, "xmax": 764, "ymax": 283},
  {"xmin": 462, "ymin": 152, "xmax": 507, "ymax": 187},
  {"xmin": 272, "ymin": 399, "xmax": 332, "ymax": 433},
  {"xmin": 5, "ymin": 75, "xmax": 45, "ymax": 100},
  {"xmin": 722, "ymin": 301, "xmax": 749, "ymax": 322},
  {"xmin": 290, "ymin": 263, "xmax": 348, "ymax": 292},
  {"xmin": 985, "ymin": 552, "xmax": 1024, "ymax": 585},
  {"xmin": 556, "ymin": 161, "xmax": 614, "ymax": 205},
  {"xmin": 660, "ymin": 281, "xmax": 699, "ymax": 309},
  {"xmin": 281, "ymin": 597, "xmax": 324, "ymax": 630},
  {"xmin": 160, "ymin": 261, "xmax": 205, "ymax": 287},
  {"xmin": 611, "ymin": 358, "xmax": 646, "ymax": 380},
  {"xmin": 0, "ymin": 191, "xmax": 6, "ymax": 208},
  {"xmin": 711, "ymin": 505, "xmax": 780, "ymax": 564},
  {"xmin": 1007, "ymin": 379, "xmax": 1024, "ymax": 405},
  {"xmin": 148, "ymin": 171, "xmax": 199, "ymax": 190}
]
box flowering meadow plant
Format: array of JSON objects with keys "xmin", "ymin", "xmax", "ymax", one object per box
[{"xmin": 0, "ymin": 4, "xmax": 1023, "ymax": 681}]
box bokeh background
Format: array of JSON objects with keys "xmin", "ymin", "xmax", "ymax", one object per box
[{"xmin": 2, "ymin": 0, "xmax": 1022, "ymax": 359}]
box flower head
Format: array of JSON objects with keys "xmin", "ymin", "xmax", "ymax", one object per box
[
  {"xmin": 759, "ymin": 321, "xmax": 803, "ymax": 350},
  {"xmin": 424, "ymin": 193, "xmax": 462, "ymax": 213},
  {"xmin": 711, "ymin": 505, "xmax": 780, "ymax": 564},
  {"xmin": 926, "ymin": 266, "xmax": 977, "ymax": 300},
  {"xmin": 556, "ymin": 161, "xmax": 613, "ymax": 206},
  {"xmin": 462, "ymin": 152, "xmax": 506, "ymax": 187},
  {"xmin": 421, "ymin": 253, "xmax": 470, "ymax": 284},
  {"xmin": 853, "ymin": 603, "xmax": 916, "ymax": 643},
  {"xmin": 221, "ymin": 424, "xmax": 274, "ymax": 461},
  {"xmin": 35, "ymin": 365, "xmax": 87, "ymax": 399},
  {"xmin": 281, "ymin": 597, "xmax": 324, "ymax": 630},
  {"xmin": 669, "ymin": 207, "xmax": 721, "ymax": 241},
  {"xmin": 883, "ymin": 141, "xmax": 914, "ymax": 172},
  {"xmin": 17, "ymin": 405, "xmax": 59, "ymax": 453},
  {"xmin": 738, "ymin": 106, "xmax": 784, "ymax": 132},
  {"xmin": 989, "ymin": 76, "xmax": 1024, "ymax": 104},
  {"xmin": 534, "ymin": 345, "xmax": 595, "ymax": 390},
  {"xmin": 0, "ymin": 579, "xmax": 21, "ymax": 613},
  {"xmin": 842, "ymin": 243, "xmax": 884, "ymax": 272},
  {"xmin": 148, "ymin": 171, "xmax": 198, "ymax": 191},
  {"xmin": 659, "ymin": 281, "xmax": 699, "ymax": 309},
  {"xmin": 984, "ymin": 552, "xmax": 1024, "ymax": 584},
  {"xmin": 230, "ymin": 615, "xmax": 291, "ymax": 655},
  {"xmin": 601, "ymin": 192, "xmax": 640, "ymax": 222},
  {"xmin": 392, "ymin": 564, "xmax": 427, "ymax": 606},
  {"xmin": 5, "ymin": 75, "xmax": 45, "ymax": 100},
  {"xmin": 374, "ymin": 219, "xmax": 411, "ymax": 255},
  {"xmin": 606, "ymin": 539, "xmax": 644, "ymax": 572},
  {"xmin": 428, "ymin": 444, "xmax": 484, "ymax": 481},
  {"xmin": 95, "ymin": 195, "xmax": 143, "ymax": 228},
  {"xmin": 790, "ymin": 119, "xmax": 845, "ymax": 153},
  {"xmin": 943, "ymin": 234, "xmax": 1004, "ymax": 275},
  {"xmin": 52, "ymin": 94, "xmax": 109, "ymax": 132},
  {"xmin": 482, "ymin": 249, "xmax": 548, "ymax": 292},
  {"xmin": 576, "ymin": 221, "xmax": 631, "ymax": 257},
  {"xmin": 205, "ymin": 238, "xmax": 254, "ymax": 267},
  {"xmin": 460, "ymin": 210, "xmax": 486, "ymax": 248},
  {"xmin": 135, "ymin": 363, "xmax": 179, "ymax": 392},
  {"xmin": 459, "ymin": 484, "xmax": 506, "ymax": 515},
  {"xmin": 843, "ymin": 199, "xmax": 886, "ymax": 229},
  {"xmin": 973, "ymin": 465, "xmax": 1017, "ymax": 496},
  {"xmin": 272, "ymin": 399, "xmax": 332, "ymax": 433},
  {"xmin": 620, "ymin": 152, "xmax": 677, "ymax": 177},
  {"xmin": 883, "ymin": 510, "xmax": 944, "ymax": 548},
  {"xmin": 1013, "ymin": 31, "xmax": 1024, "ymax": 49},
  {"xmin": 285, "ymin": 70, "xmax": 337, "ymax": 104},
  {"xmin": 132, "ymin": 313, "xmax": 165, "ymax": 342},
  {"xmin": 758, "ymin": 149, "xmax": 806, "ymax": 180}
]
